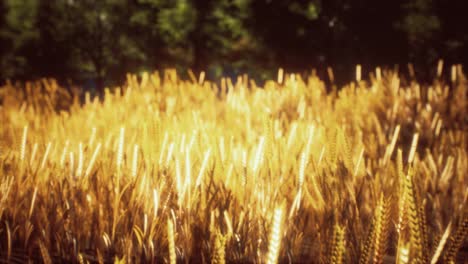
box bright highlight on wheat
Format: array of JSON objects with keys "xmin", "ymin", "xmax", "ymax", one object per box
[{"xmin": 266, "ymin": 206, "xmax": 283, "ymax": 264}]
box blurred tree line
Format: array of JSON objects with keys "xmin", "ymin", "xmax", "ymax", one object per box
[{"xmin": 0, "ymin": 0, "xmax": 466, "ymax": 91}]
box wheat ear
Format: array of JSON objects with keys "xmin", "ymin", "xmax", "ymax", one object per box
[
  {"xmin": 266, "ymin": 206, "xmax": 284, "ymax": 264},
  {"xmin": 330, "ymin": 224, "xmax": 346, "ymax": 264},
  {"xmin": 167, "ymin": 218, "xmax": 176, "ymax": 264}
]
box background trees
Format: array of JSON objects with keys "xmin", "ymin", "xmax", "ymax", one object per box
[{"xmin": 0, "ymin": 0, "xmax": 466, "ymax": 90}]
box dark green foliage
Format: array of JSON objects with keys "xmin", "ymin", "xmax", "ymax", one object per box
[{"xmin": 0, "ymin": 0, "xmax": 466, "ymax": 88}]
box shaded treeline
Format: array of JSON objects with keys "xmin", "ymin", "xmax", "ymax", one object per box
[{"xmin": 0, "ymin": 0, "xmax": 466, "ymax": 92}]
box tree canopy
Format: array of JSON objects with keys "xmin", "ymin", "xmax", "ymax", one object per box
[{"xmin": 0, "ymin": 0, "xmax": 466, "ymax": 90}]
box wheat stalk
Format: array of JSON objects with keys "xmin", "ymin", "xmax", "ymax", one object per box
[
  {"xmin": 431, "ymin": 221, "xmax": 451, "ymax": 264},
  {"xmin": 167, "ymin": 218, "xmax": 176, "ymax": 264},
  {"xmin": 85, "ymin": 142, "xmax": 101, "ymax": 177},
  {"xmin": 117, "ymin": 127, "xmax": 125, "ymax": 171},
  {"xmin": 266, "ymin": 206, "xmax": 284, "ymax": 264},
  {"xmin": 330, "ymin": 224, "xmax": 346, "ymax": 264},
  {"xmin": 20, "ymin": 125, "xmax": 28, "ymax": 162},
  {"xmin": 131, "ymin": 144, "xmax": 139, "ymax": 178},
  {"xmin": 372, "ymin": 196, "xmax": 390, "ymax": 264},
  {"xmin": 443, "ymin": 217, "xmax": 468, "ymax": 263},
  {"xmin": 212, "ymin": 231, "xmax": 226, "ymax": 264}
]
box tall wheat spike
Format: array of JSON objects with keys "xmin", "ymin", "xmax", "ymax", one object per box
[
  {"xmin": 117, "ymin": 127, "xmax": 125, "ymax": 171},
  {"xmin": 330, "ymin": 224, "xmax": 346, "ymax": 264},
  {"xmin": 167, "ymin": 218, "xmax": 176, "ymax": 264},
  {"xmin": 404, "ymin": 166, "xmax": 427, "ymax": 263},
  {"xmin": 28, "ymin": 187, "xmax": 38, "ymax": 219},
  {"xmin": 212, "ymin": 231, "xmax": 226, "ymax": 264},
  {"xmin": 195, "ymin": 148, "xmax": 211, "ymax": 187},
  {"xmin": 375, "ymin": 67, "xmax": 382, "ymax": 81},
  {"xmin": 132, "ymin": 144, "xmax": 139, "ymax": 178},
  {"xmin": 356, "ymin": 64, "xmax": 362, "ymax": 82},
  {"xmin": 29, "ymin": 142, "xmax": 38, "ymax": 166},
  {"xmin": 397, "ymin": 245, "xmax": 410, "ymax": 264},
  {"xmin": 40, "ymin": 142, "xmax": 52, "ymax": 170},
  {"xmin": 266, "ymin": 206, "xmax": 284, "ymax": 264},
  {"xmin": 372, "ymin": 195, "xmax": 390, "ymax": 264},
  {"xmin": 60, "ymin": 140, "xmax": 69, "ymax": 167},
  {"xmin": 85, "ymin": 143, "xmax": 101, "ymax": 177},
  {"xmin": 443, "ymin": 216, "xmax": 468, "ymax": 263},
  {"xmin": 437, "ymin": 59, "xmax": 444, "ymax": 78},
  {"xmin": 359, "ymin": 218, "xmax": 375, "ymax": 264},
  {"xmin": 431, "ymin": 222, "xmax": 452, "ymax": 264},
  {"xmin": 407, "ymin": 133, "xmax": 419, "ymax": 164},
  {"xmin": 76, "ymin": 142, "xmax": 83, "ymax": 176},
  {"xmin": 396, "ymin": 148, "xmax": 406, "ymax": 230},
  {"xmin": 418, "ymin": 201, "xmax": 429, "ymax": 262},
  {"xmin": 395, "ymin": 148, "xmax": 407, "ymax": 264},
  {"xmin": 88, "ymin": 127, "xmax": 97, "ymax": 147},
  {"xmin": 19, "ymin": 125, "xmax": 28, "ymax": 162},
  {"xmin": 277, "ymin": 68, "xmax": 284, "ymax": 84},
  {"xmin": 451, "ymin": 65, "xmax": 457, "ymax": 82},
  {"xmin": 39, "ymin": 240, "xmax": 52, "ymax": 264}
]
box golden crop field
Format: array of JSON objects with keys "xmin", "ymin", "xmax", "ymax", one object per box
[{"xmin": 0, "ymin": 66, "xmax": 466, "ymax": 263}]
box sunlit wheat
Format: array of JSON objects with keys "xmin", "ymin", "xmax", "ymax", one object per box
[{"xmin": 0, "ymin": 66, "xmax": 466, "ymax": 263}]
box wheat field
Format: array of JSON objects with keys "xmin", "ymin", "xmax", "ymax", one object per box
[{"xmin": 0, "ymin": 65, "xmax": 467, "ymax": 263}]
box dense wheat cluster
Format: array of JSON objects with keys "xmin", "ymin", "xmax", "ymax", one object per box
[{"xmin": 0, "ymin": 65, "xmax": 467, "ymax": 263}]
